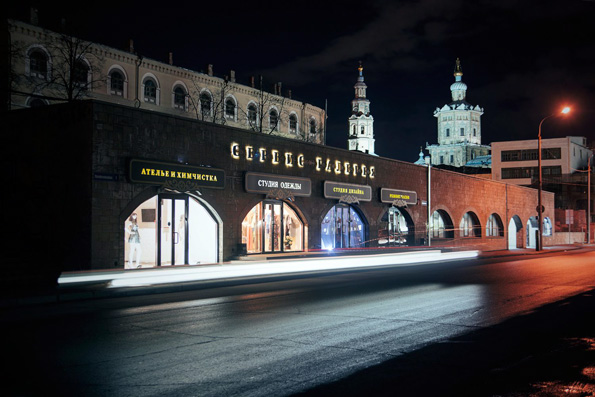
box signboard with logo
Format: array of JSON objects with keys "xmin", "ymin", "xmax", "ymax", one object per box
[
  {"xmin": 323, "ymin": 181, "xmax": 372, "ymax": 202},
  {"xmin": 129, "ymin": 159, "xmax": 225, "ymax": 189},
  {"xmin": 245, "ymin": 172, "xmax": 311, "ymax": 197},
  {"xmin": 380, "ymin": 188, "xmax": 418, "ymax": 205}
]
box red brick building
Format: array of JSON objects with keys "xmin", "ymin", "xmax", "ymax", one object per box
[{"xmin": 4, "ymin": 101, "xmax": 554, "ymax": 286}]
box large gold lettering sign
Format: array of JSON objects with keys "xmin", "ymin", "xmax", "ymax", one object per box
[{"xmin": 231, "ymin": 143, "xmax": 375, "ymax": 179}]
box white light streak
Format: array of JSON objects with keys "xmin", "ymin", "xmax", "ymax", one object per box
[{"xmin": 57, "ymin": 250, "xmax": 478, "ymax": 289}]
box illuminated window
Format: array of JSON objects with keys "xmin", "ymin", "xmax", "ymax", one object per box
[{"xmin": 242, "ymin": 201, "xmax": 303, "ymax": 253}]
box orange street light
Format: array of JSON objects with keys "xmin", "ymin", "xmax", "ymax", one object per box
[{"xmin": 537, "ymin": 106, "xmax": 571, "ymax": 251}]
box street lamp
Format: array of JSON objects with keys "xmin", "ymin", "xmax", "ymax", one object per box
[
  {"xmin": 588, "ymin": 153, "xmax": 593, "ymax": 244},
  {"xmin": 425, "ymin": 155, "xmax": 431, "ymax": 247},
  {"xmin": 537, "ymin": 106, "xmax": 571, "ymax": 251}
]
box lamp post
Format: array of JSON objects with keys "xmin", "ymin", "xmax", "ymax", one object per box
[
  {"xmin": 589, "ymin": 153, "xmax": 593, "ymax": 244},
  {"xmin": 425, "ymin": 155, "xmax": 431, "ymax": 247},
  {"xmin": 537, "ymin": 106, "xmax": 571, "ymax": 251}
]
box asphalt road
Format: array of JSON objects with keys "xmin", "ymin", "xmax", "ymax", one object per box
[{"xmin": 3, "ymin": 248, "xmax": 595, "ymax": 396}]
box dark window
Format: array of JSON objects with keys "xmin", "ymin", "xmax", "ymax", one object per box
[
  {"xmin": 450, "ymin": 154, "xmax": 454, "ymax": 163},
  {"xmin": 460, "ymin": 127, "xmax": 465, "ymax": 136},
  {"xmin": 225, "ymin": 98, "xmax": 235, "ymax": 117},
  {"xmin": 501, "ymin": 166, "xmax": 562, "ymax": 179},
  {"xmin": 289, "ymin": 114, "xmax": 297, "ymax": 132},
  {"xmin": 445, "ymin": 128, "xmax": 450, "ymax": 137},
  {"xmin": 29, "ymin": 50, "xmax": 48, "ymax": 78},
  {"xmin": 200, "ymin": 92, "xmax": 212, "ymax": 115},
  {"xmin": 473, "ymin": 128, "xmax": 477, "ymax": 136},
  {"xmin": 174, "ymin": 86, "xmax": 186, "ymax": 109},
  {"xmin": 248, "ymin": 104, "xmax": 257, "ymax": 125},
  {"xmin": 110, "ymin": 71, "xmax": 124, "ymax": 95},
  {"xmin": 501, "ymin": 148, "xmax": 562, "ymax": 162},
  {"xmin": 144, "ymin": 79, "xmax": 157, "ymax": 103},
  {"xmin": 440, "ymin": 155, "xmax": 444, "ymax": 164},
  {"xmin": 269, "ymin": 109, "xmax": 278, "ymax": 130},
  {"xmin": 73, "ymin": 60, "xmax": 89, "ymax": 88},
  {"xmin": 310, "ymin": 119, "xmax": 317, "ymax": 134}
]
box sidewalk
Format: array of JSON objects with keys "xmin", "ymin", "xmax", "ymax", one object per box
[{"xmin": 0, "ymin": 244, "xmax": 584, "ymax": 308}]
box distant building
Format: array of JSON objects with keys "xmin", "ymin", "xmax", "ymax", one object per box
[
  {"xmin": 348, "ymin": 63, "xmax": 375, "ymax": 155},
  {"xmin": 491, "ymin": 136, "xmax": 591, "ymax": 185},
  {"xmin": 492, "ymin": 136, "xmax": 594, "ymax": 234},
  {"xmin": 6, "ymin": 15, "xmax": 326, "ymax": 144},
  {"xmin": 426, "ymin": 59, "xmax": 490, "ymax": 167}
]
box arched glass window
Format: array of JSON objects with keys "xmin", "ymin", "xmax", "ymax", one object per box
[
  {"xmin": 28, "ymin": 98, "xmax": 47, "ymax": 108},
  {"xmin": 29, "ymin": 49, "xmax": 48, "ymax": 79},
  {"xmin": 73, "ymin": 59, "xmax": 89, "ymax": 88},
  {"xmin": 321, "ymin": 204, "xmax": 366, "ymax": 249},
  {"xmin": 110, "ymin": 71, "xmax": 124, "ymax": 96},
  {"xmin": 269, "ymin": 109, "xmax": 279, "ymax": 130},
  {"xmin": 247, "ymin": 104, "xmax": 258, "ymax": 126},
  {"xmin": 486, "ymin": 213, "xmax": 504, "ymax": 237},
  {"xmin": 460, "ymin": 212, "xmax": 481, "ymax": 237},
  {"xmin": 173, "ymin": 86, "xmax": 186, "ymax": 109},
  {"xmin": 144, "ymin": 79, "xmax": 157, "ymax": 103},
  {"xmin": 242, "ymin": 201, "xmax": 303, "ymax": 254},
  {"xmin": 309, "ymin": 118, "xmax": 317, "ymax": 134},
  {"xmin": 430, "ymin": 210, "xmax": 454, "ymax": 238},
  {"xmin": 289, "ymin": 114, "xmax": 297, "ymax": 133},
  {"xmin": 200, "ymin": 92, "xmax": 212, "ymax": 116},
  {"xmin": 225, "ymin": 98, "xmax": 236, "ymax": 118}
]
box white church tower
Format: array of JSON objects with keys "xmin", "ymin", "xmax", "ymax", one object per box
[
  {"xmin": 427, "ymin": 58, "xmax": 490, "ymax": 167},
  {"xmin": 348, "ymin": 62, "xmax": 375, "ymax": 155}
]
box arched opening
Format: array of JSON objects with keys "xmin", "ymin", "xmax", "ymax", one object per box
[
  {"xmin": 526, "ymin": 217, "xmax": 539, "ymax": 249},
  {"xmin": 460, "ymin": 211, "xmax": 481, "ymax": 238},
  {"xmin": 242, "ymin": 200, "xmax": 304, "ymax": 254},
  {"xmin": 379, "ymin": 207, "xmax": 415, "ymax": 246},
  {"xmin": 430, "ymin": 209, "xmax": 454, "ymax": 239},
  {"xmin": 487, "ymin": 213, "xmax": 504, "ymax": 237},
  {"xmin": 124, "ymin": 193, "xmax": 218, "ymax": 269},
  {"xmin": 508, "ymin": 215, "xmax": 522, "ymax": 249},
  {"xmin": 321, "ymin": 204, "xmax": 367, "ymax": 249}
]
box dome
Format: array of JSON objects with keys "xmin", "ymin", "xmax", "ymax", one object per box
[{"xmin": 450, "ymin": 81, "xmax": 467, "ymax": 92}]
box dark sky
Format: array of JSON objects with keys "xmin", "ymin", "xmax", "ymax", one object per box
[{"xmin": 8, "ymin": 0, "xmax": 595, "ymax": 162}]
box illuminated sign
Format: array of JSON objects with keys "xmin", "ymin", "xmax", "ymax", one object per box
[
  {"xmin": 380, "ymin": 188, "xmax": 417, "ymax": 205},
  {"xmin": 129, "ymin": 159, "xmax": 225, "ymax": 189},
  {"xmin": 231, "ymin": 143, "xmax": 375, "ymax": 179},
  {"xmin": 245, "ymin": 172, "xmax": 311, "ymax": 196},
  {"xmin": 324, "ymin": 181, "xmax": 372, "ymax": 202}
]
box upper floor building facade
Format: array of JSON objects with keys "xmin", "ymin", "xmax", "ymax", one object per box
[
  {"xmin": 491, "ymin": 136, "xmax": 592, "ymax": 185},
  {"xmin": 6, "ymin": 17, "xmax": 326, "ymax": 144}
]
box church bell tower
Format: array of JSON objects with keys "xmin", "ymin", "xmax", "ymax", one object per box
[{"xmin": 348, "ymin": 62, "xmax": 375, "ymax": 155}]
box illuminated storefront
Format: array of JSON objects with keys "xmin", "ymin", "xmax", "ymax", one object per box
[
  {"xmin": 124, "ymin": 159, "xmax": 223, "ymax": 268},
  {"xmin": 379, "ymin": 188, "xmax": 417, "ymax": 246}
]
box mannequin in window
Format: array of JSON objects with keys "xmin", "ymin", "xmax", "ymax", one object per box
[{"xmin": 125, "ymin": 213, "xmax": 142, "ymax": 268}]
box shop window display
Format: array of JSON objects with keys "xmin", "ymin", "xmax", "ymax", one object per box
[
  {"xmin": 242, "ymin": 201, "xmax": 303, "ymax": 254},
  {"xmin": 124, "ymin": 195, "xmax": 218, "ymax": 268}
]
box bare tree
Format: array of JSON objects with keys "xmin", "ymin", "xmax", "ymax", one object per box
[
  {"xmin": 188, "ymin": 75, "xmax": 232, "ymax": 124},
  {"xmin": 21, "ymin": 27, "xmax": 105, "ymax": 103},
  {"xmin": 237, "ymin": 75, "xmax": 288, "ymax": 135}
]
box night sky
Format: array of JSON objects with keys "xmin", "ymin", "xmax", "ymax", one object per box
[{"xmin": 8, "ymin": 0, "xmax": 595, "ymax": 162}]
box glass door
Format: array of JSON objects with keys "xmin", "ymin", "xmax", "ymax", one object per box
[
  {"xmin": 263, "ymin": 202, "xmax": 282, "ymax": 253},
  {"xmin": 159, "ymin": 196, "xmax": 187, "ymax": 266}
]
